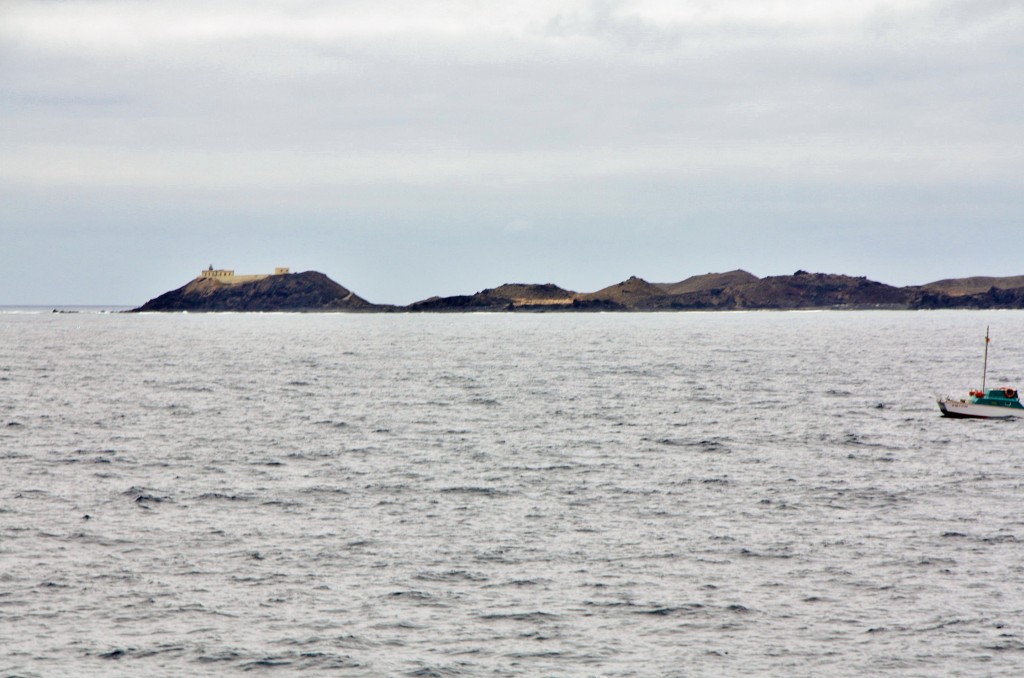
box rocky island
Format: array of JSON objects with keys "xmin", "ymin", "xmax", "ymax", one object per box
[
  {"xmin": 132, "ymin": 267, "xmax": 381, "ymax": 312},
  {"xmin": 131, "ymin": 266, "xmax": 1024, "ymax": 312}
]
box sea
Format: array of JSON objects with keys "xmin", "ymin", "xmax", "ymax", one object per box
[{"xmin": 2, "ymin": 308, "xmax": 1024, "ymax": 677}]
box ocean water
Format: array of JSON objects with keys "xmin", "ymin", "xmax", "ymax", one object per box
[{"xmin": 3, "ymin": 309, "xmax": 1024, "ymax": 676}]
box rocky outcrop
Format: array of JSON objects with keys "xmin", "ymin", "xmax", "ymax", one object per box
[
  {"xmin": 910, "ymin": 286, "xmax": 1024, "ymax": 310},
  {"xmin": 919, "ymin": 275, "xmax": 1024, "ymax": 297},
  {"xmin": 132, "ymin": 271, "xmax": 381, "ymax": 312}
]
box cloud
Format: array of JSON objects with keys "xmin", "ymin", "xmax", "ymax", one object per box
[
  {"xmin": 4, "ymin": 1, "xmax": 1019, "ymax": 158},
  {"xmin": 2, "ymin": 0, "xmax": 1024, "ymax": 302}
]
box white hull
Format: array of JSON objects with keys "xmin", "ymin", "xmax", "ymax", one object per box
[{"xmin": 937, "ymin": 396, "xmax": 1024, "ymax": 419}]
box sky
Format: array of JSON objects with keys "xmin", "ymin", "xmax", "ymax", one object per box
[{"xmin": 2, "ymin": 0, "xmax": 1023, "ymax": 305}]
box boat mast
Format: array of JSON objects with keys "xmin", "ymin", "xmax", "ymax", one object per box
[{"xmin": 982, "ymin": 325, "xmax": 990, "ymax": 393}]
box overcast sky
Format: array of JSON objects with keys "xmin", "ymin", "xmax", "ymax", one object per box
[{"xmin": 2, "ymin": 0, "xmax": 1023, "ymax": 304}]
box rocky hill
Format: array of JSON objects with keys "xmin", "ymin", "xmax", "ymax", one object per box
[
  {"xmin": 571, "ymin": 270, "xmax": 911, "ymax": 310},
  {"xmin": 409, "ymin": 283, "xmax": 577, "ymax": 311},
  {"xmin": 574, "ymin": 276, "xmax": 665, "ymax": 309},
  {"xmin": 655, "ymin": 269, "xmax": 760, "ymax": 296},
  {"xmin": 132, "ymin": 271, "xmax": 380, "ymax": 312},
  {"xmin": 706, "ymin": 271, "xmax": 912, "ymax": 310}
]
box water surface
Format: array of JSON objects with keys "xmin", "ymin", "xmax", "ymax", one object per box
[{"xmin": 2, "ymin": 310, "xmax": 1024, "ymax": 676}]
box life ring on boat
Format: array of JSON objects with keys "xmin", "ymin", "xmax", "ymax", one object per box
[{"xmin": 1005, "ymin": 388, "xmax": 1017, "ymax": 399}]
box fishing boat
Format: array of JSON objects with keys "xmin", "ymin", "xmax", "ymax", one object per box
[{"xmin": 937, "ymin": 327, "xmax": 1024, "ymax": 419}]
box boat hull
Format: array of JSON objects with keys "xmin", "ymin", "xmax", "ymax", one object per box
[{"xmin": 937, "ymin": 396, "xmax": 1024, "ymax": 419}]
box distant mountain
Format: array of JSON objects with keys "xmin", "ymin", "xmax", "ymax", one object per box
[
  {"xmin": 132, "ymin": 271, "xmax": 380, "ymax": 312},
  {"xmin": 132, "ymin": 268, "xmax": 1024, "ymax": 312}
]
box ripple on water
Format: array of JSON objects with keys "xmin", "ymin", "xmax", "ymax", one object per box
[{"xmin": 3, "ymin": 311, "xmax": 1024, "ymax": 675}]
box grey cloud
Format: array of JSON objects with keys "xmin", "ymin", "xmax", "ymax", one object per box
[{"xmin": 2, "ymin": 1, "xmax": 1023, "ymax": 303}]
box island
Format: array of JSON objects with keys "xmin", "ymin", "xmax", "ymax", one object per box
[
  {"xmin": 133, "ymin": 266, "xmax": 383, "ymax": 312},
  {"xmin": 130, "ymin": 266, "xmax": 1024, "ymax": 313}
]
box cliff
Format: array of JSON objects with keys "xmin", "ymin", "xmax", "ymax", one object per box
[{"xmin": 132, "ymin": 271, "xmax": 380, "ymax": 312}]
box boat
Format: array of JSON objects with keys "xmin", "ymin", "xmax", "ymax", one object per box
[
  {"xmin": 937, "ymin": 388, "xmax": 1024, "ymax": 418},
  {"xmin": 937, "ymin": 326, "xmax": 1024, "ymax": 419}
]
